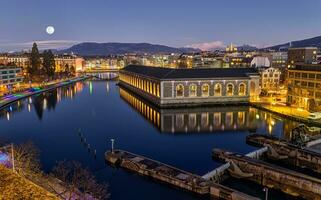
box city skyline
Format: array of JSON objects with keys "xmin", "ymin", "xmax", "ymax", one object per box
[{"xmin": 1, "ymin": 0, "xmax": 321, "ymax": 51}]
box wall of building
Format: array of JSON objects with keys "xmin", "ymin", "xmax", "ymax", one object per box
[
  {"xmin": 287, "ymin": 65, "xmax": 321, "ymax": 112},
  {"xmin": 260, "ymin": 67, "xmax": 281, "ymax": 91},
  {"xmin": 160, "ymin": 78, "xmax": 260, "ymax": 106},
  {"xmin": 0, "ymin": 66, "xmax": 23, "ymax": 93},
  {"xmin": 120, "ymin": 68, "xmax": 260, "ymax": 107}
]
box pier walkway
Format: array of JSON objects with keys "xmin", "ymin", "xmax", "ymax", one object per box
[
  {"xmin": 213, "ymin": 148, "xmax": 321, "ymax": 199},
  {"xmin": 106, "ymin": 149, "xmax": 259, "ymax": 200},
  {"xmin": 247, "ymin": 134, "xmax": 321, "ymax": 175}
]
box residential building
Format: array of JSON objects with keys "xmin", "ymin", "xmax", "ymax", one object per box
[
  {"xmin": 84, "ymin": 56, "xmax": 125, "ymax": 70},
  {"xmin": 0, "ymin": 54, "xmax": 8, "ymax": 65},
  {"xmin": 119, "ymin": 65, "xmax": 260, "ymax": 107},
  {"xmin": 288, "ymin": 47, "xmax": 318, "ymax": 68},
  {"xmin": 0, "ymin": 66, "xmax": 23, "ymax": 93},
  {"xmin": 271, "ymin": 52, "xmax": 288, "ymax": 68},
  {"xmin": 7, "ymin": 55, "xmax": 30, "ymax": 69},
  {"xmin": 287, "ymin": 64, "xmax": 321, "ymax": 111},
  {"xmin": 259, "ymin": 67, "xmax": 281, "ymax": 91},
  {"xmin": 54, "ymin": 55, "xmax": 85, "ymax": 72}
]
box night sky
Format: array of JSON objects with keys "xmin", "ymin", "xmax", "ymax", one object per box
[{"xmin": 1, "ymin": 0, "xmax": 321, "ymax": 51}]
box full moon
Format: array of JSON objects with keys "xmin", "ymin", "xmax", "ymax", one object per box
[{"xmin": 46, "ymin": 26, "xmax": 55, "ymax": 35}]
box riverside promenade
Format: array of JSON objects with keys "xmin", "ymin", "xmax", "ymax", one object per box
[
  {"xmin": 0, "ymin": 76, "xmax": 89, "ymax": 109},
  {"xmin": 251, "ymin": 102, "xmax": 321, "ymax": 126}
]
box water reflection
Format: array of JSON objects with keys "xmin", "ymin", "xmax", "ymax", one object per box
[
  {"xmin": 119, "ymin": 86, "xmax": 299, "ymax": 137},
  {"xmin": 0, "ymin": 82, "xmax": 85, "ymax": 121}
]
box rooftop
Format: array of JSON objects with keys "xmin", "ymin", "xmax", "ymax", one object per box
[
  {"xmin": 121, "ymin": 65, "xmax": 259, "ymax": 80},
  {"xmin": 0, "ymin": 66, "xmax": 21, "ymax": 70},
  {"xmin": 289, "ymin": 64, "xmax": 321, "ymax": 72}
]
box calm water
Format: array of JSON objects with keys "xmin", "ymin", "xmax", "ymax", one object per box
[{"xmin": 0, "ymin": 79, "xmax": 300, "ymax": 199}]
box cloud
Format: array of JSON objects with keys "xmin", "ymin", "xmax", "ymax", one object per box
[
  {"xmin": 186, "ymin": 41, "xmax": 226, "ymax": 51},
  {"xmin": 0, "ymin": 40, "xmax": 79, "ymax": 51}
]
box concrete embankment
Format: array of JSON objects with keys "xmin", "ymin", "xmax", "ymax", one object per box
[
  {"xmin": 0, "ymin": 76, "xmax": 89, "ymax": 109},
  {"xmin": 250, "ymin": 103, "xmax": 321, "ymax": 127}
]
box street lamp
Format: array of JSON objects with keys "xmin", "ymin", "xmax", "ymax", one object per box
[
  {"xmin": 111, "ymin": 139, "xmax": 115, "ymax": 153},
  {"xmin": 263, "ymin": 187, "xmax": 268, "ymax": 200}
]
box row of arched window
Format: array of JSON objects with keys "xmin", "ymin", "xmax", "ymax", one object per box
[
  {"xmin": 119, "ymin": 73, "xmax": 160, "ymax": 97},
  {"xmin": 175, "ymin": 83, "xmax": 246, "ymax": 97}
]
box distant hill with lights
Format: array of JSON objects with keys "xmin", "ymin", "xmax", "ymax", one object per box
[
  {"xmin": 265, "ymin": 36, "xmax": 321, "ymax": 51},
  {"xmin": 59, "ymin": 42, "xmax": 200, "ymax": 56}
]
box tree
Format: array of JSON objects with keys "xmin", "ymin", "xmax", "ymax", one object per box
[
  {"xmin": 51, "ymin": 161, "xmax": 109, "ymax": 200},
  {"xmin": 64, "ymin": 63, "xmax": 70, "ymax": 75},
  {"xmin": 13, "ymin": 141, "xmax": 41, "ymax": 178},
  {"xmin": 70, "ymin": 66, "xmax": 75, "ymax": 76},
  {"xmin": 43, "ymin": 50, "xmax": 56, "ymax": 78},
  {"xmin": 28, "ymin": 43, "xmax": 41, "ymax": 76}
]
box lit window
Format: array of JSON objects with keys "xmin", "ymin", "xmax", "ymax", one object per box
[
  {"xmin": 226, "ymin": 84, "xmax": 234, "ymax": 96},
  {"xmin": 176, "ymin": 84, "xmax": 184, "ymax": 97},
  {"xmin": 238, "ymin": 83, "xmax": 246, "ymax": 96},
  {"xmin": 201, "ymin": 84, "xmax": 209, "ymax": 97},
  {"xmin": 214, "ymin": 83, "xmax": 222, "ymax": 96},
  {"xmin": 189, "ymin": 84, "xmax": 197, "ymax": 97}
]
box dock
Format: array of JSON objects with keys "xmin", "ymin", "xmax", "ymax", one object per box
[
  {"xmin": 247, "ymin": 134, "xmax": 321, "ymax": 174},
  {"xmin": 105, "ymin": 149, "xmax": 259, "ymax": 200},
  {"xmin": 212, "ymin": 148, "xmax": 321, "ymax": 199},
  {"xmin": 202, "ymin": 147, "xmax": 267, "ymax": 181}
]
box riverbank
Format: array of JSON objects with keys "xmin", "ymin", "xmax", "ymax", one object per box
[
  {"xmin": 251, "ymin": 102, "xmax": 321, "ymax": 127},
  {"xmin": 0, "ymin": 76, "xmax": 90, "ymax": 109},
  {"xmin": 0, "ymin": 165, "xmax": 58, "ymax": 199}
]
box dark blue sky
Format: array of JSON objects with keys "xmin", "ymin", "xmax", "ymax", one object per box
[{"xmin": 1, "ymin": 0, "xmax": 321, "ymax": 51}]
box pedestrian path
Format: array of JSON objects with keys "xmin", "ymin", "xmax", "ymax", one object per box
[{"xmin": 0, "ymin": 76, "xmax": 89, "ymax": 109}]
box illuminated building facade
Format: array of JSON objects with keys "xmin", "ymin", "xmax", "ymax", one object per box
[
  {"xmin": 119, "ymin": 65, "xmax": 260, "ymax": 107},
  {"xmin": 288, "ymin": 47, "xmax": 318, "ymax": 68},
  {"xmin": 259, "ymin": 67, "xmax": 281, "ymax": 91},
  {"xmin": 85, "ymin": 57, "xmax": 125, "ymax": 70},
  {"xmin": 287, "ymin": 64, "xmax": 321, "ymax": 111},
  {"xmin": 0, "ymin": 66, "xmax": 23, "ymax": 93},
  {"xmin": 6, "ymin": 55, "xmax": 30, "ymax": 69},
  {"xmin": 271, "ymin": 52, "xmax": 288, "ymax": 68},
  {"xmin": 54, "ymin": 55, "xmax": 85, "ymax": 72},
  {"xmin": 0, "ymin": 54, "xmax": 85, "ymax": 73}
]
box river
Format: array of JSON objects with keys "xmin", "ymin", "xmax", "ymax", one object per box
[{"xmin": 0, "ymin": 79, "xmax": 301, "ymax": 199}]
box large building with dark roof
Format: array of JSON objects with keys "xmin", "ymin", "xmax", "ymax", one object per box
[{"xmin": 119, "ymin": 65, "xmax": 260, "ymax": 107}]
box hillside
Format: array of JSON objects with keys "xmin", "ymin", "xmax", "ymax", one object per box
[
  {"xmin": 266, "ymin": 36, "xmax": 321, "ymax": 51},
  {"xmin": 59, "ymin": 42, "xmax": 200, "ymax": 56}
]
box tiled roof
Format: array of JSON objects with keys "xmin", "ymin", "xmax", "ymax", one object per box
[{"xmin": 122, "ymin": 65, "xmax": 259, "ymax": 80}]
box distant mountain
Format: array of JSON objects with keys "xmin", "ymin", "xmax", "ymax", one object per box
[
  {"xmin": 237, "ymin": 45, "xmax": 258, "ymax": 52},
  {"xmin": 265, "ymin": 36, "xmax": 321, "ymax": 51},
  {"xmin": 58, "ymin": 42, "xmax": 200, "ymax": 56}
]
